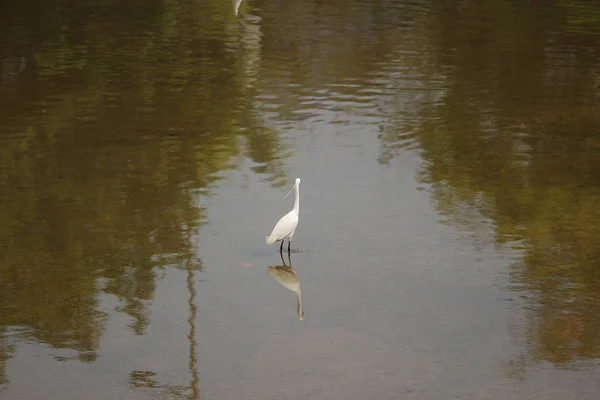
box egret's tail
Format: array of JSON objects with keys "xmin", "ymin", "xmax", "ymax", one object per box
[{"xmin": 265, "ymin": 235, "xmax": 276, "ymax": 245}]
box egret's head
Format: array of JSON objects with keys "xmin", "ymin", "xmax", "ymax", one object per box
[{"xmin": 285, "ymin": 178, "xmax": 301, "ymax": 198}]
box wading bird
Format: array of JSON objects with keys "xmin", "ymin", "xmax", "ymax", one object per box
[{"xmin": 265, "ymin": 178, "xmax": 301, "ymax": 254}]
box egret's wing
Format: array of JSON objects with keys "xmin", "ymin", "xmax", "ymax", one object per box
[{"xmin": 269, "ymin": 212, "xmax": 297, "ymax": 240}]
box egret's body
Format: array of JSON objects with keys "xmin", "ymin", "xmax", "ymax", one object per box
[{"xmin": 265, "ymin": 178, "xmax": 301, "ymax": 253}]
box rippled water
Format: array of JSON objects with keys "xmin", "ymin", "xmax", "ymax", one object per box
[{"xmin": 1, "ymin": 0, "xmax": 600, "ymax": 398}]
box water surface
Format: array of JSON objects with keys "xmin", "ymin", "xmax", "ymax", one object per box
[{"xmin": 1, "ymin": 0, "xmax": 600, "ymax": 399}]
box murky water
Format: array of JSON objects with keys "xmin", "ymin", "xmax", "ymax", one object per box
[{"xmin": 1, "ymin": 0, "xmax": 600, "ymax": 398}]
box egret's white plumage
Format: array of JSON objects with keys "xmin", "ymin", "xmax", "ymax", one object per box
[{"xmin": 265, "ymin": 178, "xmax": 301, "ymax": 253}]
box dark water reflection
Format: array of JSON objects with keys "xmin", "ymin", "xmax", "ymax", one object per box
[{"xmin": 1, "ymin": 0, "xmax": 600, "ymax": 398}]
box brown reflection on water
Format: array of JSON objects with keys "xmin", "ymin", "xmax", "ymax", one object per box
[
  {"xmin": 0, "ymin": 0, "xmax": 286, "ymax": 386},
  {"xmin": 378, "ymin": 1, "xmax": 600, "ymax": 370}
]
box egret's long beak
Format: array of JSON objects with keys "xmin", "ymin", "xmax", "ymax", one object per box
[{"xmin": 285, "ymin": 182, "xmax": 297, "ymax": 198}]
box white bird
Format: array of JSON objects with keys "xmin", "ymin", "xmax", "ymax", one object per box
[{"xmin": 265, "ymin": 178, "xmax": 301, "ymax": 254}]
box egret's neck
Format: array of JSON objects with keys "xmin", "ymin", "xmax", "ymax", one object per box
[{"xmin": 293, "ymin": 185, "xmax": 300, "ymax": 213}]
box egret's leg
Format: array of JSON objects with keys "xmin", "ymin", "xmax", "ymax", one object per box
[
  {"xmin": 280, "ymin": 251, "xmax": 286, "ymax": 266},
  {"xmin": 288, "ymin": 240, "xmax": 291, "ymax": 254},
  {"xmin": 279, "ymin": 240, "xmax": 284, "ymax": 253}
]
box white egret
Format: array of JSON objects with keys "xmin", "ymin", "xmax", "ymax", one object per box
[{"xmin": 265, "ymin": 178, "xmax": 301, "ymax": 254}]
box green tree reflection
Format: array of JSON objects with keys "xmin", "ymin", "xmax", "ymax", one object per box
[
  {"xmin": 0, "ymin": 0, "xmax": 288, "ymax": 384},
  {"xmin": 379, "ymin": 0, "xmax": 600, "ymax": 370}
]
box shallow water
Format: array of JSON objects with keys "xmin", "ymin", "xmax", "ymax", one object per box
[{"xmin": 1, "ymin": 0, "xmax": 600, "ymax": 398}]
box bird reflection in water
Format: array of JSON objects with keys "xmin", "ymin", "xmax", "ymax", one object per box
[
  {"xmin": 233, "ymin": 0, "xmax": 243, "ymax": 15},
  {"xmin": 267, "ymin": 252, "xmax": 304, "ymax": 320}
]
